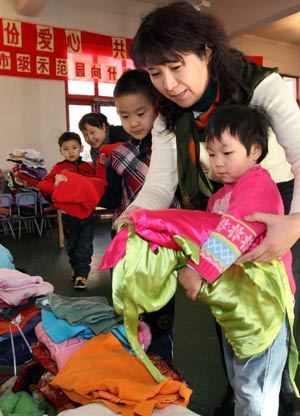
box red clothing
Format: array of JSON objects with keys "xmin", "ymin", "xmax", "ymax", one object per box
[
  {"xmin": 95, "ymin": 142, "xmax": 123, "ymax": 182},
  {"xmin": 53, "ymin": 171, "xmax": 105, "ymax": 219},
  {"xmin": 36, "ymin": 158, "xmax": 95, "ymax": 195}
]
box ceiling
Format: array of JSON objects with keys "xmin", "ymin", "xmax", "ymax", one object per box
[
  {"xmin": 14, "ymin": 0, "xmax": 300, "ymax": 46},
  {"xmin": 138, "ymin": 0, "xmax": 300, "ymax": 46},
  {"xmin": 249, "ymin": 11, "xmax": 300, "ymax": 46}
]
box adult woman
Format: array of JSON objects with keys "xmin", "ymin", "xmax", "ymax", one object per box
[
  {"xmin": 78, "ymin": 112, "xmax": 130, "ymax": 168},
  {"xmin": 127, "ymin": 2, "xmax": 300, "ymax": 415}
]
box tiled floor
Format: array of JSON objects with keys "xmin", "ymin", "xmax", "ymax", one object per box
[{"xmin": 3, "ymin": 220, "xmax": 227, "ymax": 415}]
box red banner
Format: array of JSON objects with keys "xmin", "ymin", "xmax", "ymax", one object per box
[
  {"xmin": 0, "ymin": 18, "xmax": 133, "ymax": 82},
  {"xmin": 246, "ymin": 55, "xmax": 263, "ymax": 66}
]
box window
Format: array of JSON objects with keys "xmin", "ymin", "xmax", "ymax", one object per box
[{"xmin": 66, "ymin": 80, "xmax": 118, "ymax": 160}]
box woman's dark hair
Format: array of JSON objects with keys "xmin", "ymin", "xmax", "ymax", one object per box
[
  {"xmin": 130, "ymin": 1, "xmax": 250, "ymax": 129},
  {"xmin": 114, "ymin": 69, "xmax": 157, "ymax": 105},
  {"xmin": 78, "ymin": 112, "xmax": 109, "ymax": 131},
  {"xmin": 58, "ymin": 131, "xmax": 82, "ymax": 147},
  {"xmin": 205, "ymin": 104, "xmax": 270, "ymax": 163}
]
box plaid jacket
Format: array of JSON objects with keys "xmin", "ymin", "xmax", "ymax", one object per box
[{"xmin": 100, "ymin": 134, "xmax": 152, "ymax": 220}]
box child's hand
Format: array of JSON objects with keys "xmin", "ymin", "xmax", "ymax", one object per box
[
  {"xmin": 179, "ymin": 267, "xmax": 203, "ymax": 301},
  {"xmin": 99, "ymin": 153, "xmax": 108, "ymax": 165},
  {"xmin": 112, "ymin": 205, "xmax": 140, "ymax": 230},
  {"xmin": 55, "ymin": 174, "xmax": 68, "ymax": 186}
]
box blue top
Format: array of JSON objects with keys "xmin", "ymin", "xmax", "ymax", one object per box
[{"xmin": 0, "ymin": 244, "xmax": 15, "ymax": 269}]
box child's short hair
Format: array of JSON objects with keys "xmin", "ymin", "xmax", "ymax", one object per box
[
  {"xmin": 113, "ymin": 69, "xmax": 157, "ymax": 105},
  {"xmin": 58, "ymin": 132, "xmax": 82, "ymax": 147},
  {"xmin": 78, "ymin": 112, "xmax": 109, "ymax": 132},
  {"xmin": 205, "ymin": 104, "xmax": 270, "ymax": 163}
]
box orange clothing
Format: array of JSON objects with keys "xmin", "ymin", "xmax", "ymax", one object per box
[{"xmin": 51, "ymin": 333, "xmax": 192, "ymax": 416}]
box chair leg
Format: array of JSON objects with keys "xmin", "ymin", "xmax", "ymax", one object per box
[
  {"xmin": 25, "ymin": 220, "xmax": 29, "ymax": 233},
  {"xmin": 7, "ymin": 222, "xmax": 15, "ymax": 239},
  {"xmin": 18, "ymin": 220, "xmax": 21, "ymax": 239},
  {"xmin": 2, "ymin": 223, "xmax": 7, "ymax": 236},
  {"xmin": 57, "ymin": 211, "xmax": 64, "ymax": 248},
  {"xmin": 40, "ymin": 217, "xmax": 44, "ymax": 235},
  {"xmin": 34, "ymin": 219, "xmax": 42, "ymax": 237}
]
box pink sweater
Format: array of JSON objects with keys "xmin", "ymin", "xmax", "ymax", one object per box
[{"xmin": 188, "ymin": 165, "xmax": 295, "ymax": 293}]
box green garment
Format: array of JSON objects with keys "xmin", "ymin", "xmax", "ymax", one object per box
[
  {"xmin": 113, "ymin": 226, "xmax": 299, "ymax": 395},
  {"xmin": 0, "ymin": 391, "xmax": 45, "ymax": 416},
  {"xmin": 36, "ymin": 294, "xmax": 122, "ymax": 334}
]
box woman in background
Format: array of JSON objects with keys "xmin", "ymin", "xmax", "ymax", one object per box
[{"xmin": 78, "ymin": 112, "xmax": 130, "ymax": 168}]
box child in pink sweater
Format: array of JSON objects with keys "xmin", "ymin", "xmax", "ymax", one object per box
[{"xmin": 179, "ymin": 104, "xmax": 295, "ymax": 415}]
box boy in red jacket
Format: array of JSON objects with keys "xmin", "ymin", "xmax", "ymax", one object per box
[{"xmin": 37, "ymin": 132, "xmax": 95, "ymax": 289}]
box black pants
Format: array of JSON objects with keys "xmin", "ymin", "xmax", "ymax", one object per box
[
  {"xmin": 62, "ymin": 213, "xmax": 96, "ymax": 278},
  {"xmin": 143, "ymin": 296, "xmax": 175, "ymax": 364}
]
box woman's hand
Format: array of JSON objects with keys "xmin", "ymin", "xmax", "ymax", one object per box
[
  {"xmin": 112, "ymin": 205, "xmax": 141, "ymax": 230},
  {"xmin": 237, "ymin": 212, "xmax": 300, "ymax": 263}
]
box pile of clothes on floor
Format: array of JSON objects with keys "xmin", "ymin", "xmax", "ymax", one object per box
[
  {"xmin": 5, "ymin": 148, "xmax": 47, "ymax": 191},
  {"xmin": 0, "ymin": 246, "xmax": 53, "ymax": 384},
  {"xmin": 0, "ymin": 244, "xmax": 199, "ymax": 416}
]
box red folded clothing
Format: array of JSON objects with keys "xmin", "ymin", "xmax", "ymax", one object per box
[{"xmin": 52, "ymin": 170, "xmax": 105, "ymax": 219}]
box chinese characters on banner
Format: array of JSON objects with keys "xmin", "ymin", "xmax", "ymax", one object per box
[{"xmin": 0, "ymin": 18, "xmax": 133, "ymax": 82}]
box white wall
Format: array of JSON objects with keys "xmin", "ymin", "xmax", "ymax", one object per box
[
  {"xmin": 231, "ymin": 34, "xmax": 300, "ymax": 76},
  {"xmin": 211, "ymin": 0, "xmax": 300, "ymax": 36},
  {"xmin": 0, "ymin": 0, "xmax": 155, "ymax": 170},
  {"xmin": 1, "ymin": 76, "xmax": 66, "ymax": 170}
]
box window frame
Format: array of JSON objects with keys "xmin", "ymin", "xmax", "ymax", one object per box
[{"xmin": 65, "ymin": 80, "xmax": 115, "ymax": 129}]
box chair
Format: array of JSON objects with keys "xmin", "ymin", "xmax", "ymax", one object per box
[
  {"xmin": 38, "ymin": 193, "xmax": 64, "ymax": 248},
  {"xmin": 0, "ymin": 193, "xmax": 15, "ymax": 239},
  {"xmin": 38, "ymin": 192, "xmax": 57, "ymax": 233},
  {"xmin": 15, "ymin": 191, "xmax": 42, "ymax": 238},
  {"xmin": 95, "ymin": 206, "xmax": 114, "ymax": 223}
]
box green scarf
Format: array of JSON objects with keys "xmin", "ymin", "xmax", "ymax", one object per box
[
  {"xmin": 175, "ymin": 61, "xmax": 278, "ymax": 210},
  {"xmin": 176, "ymin": 111, "xmax": 213, "ymax": 208}
]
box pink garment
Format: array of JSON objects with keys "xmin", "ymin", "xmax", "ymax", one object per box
[
  {"xmin": 189, "ymin": 165, "xmax": 295, "ymax": 292},
  {"xmin": 99, "ymin": 210, "xmax": 220, "ymax": 270},
  {"xmin": 99, "ymin": 166, "xmax": 295, "ymax": 294},
  {"xmin": 35, "ymin": 322, "xmax": 88, "ymax": 371},
  {"xmin": 0, "ymin": 268, "xmax": 54, "ymax": 306}
]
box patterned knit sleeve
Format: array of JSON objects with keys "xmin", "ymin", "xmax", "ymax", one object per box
[
  {"xmin": 189, "ymin": 215, "xmax": 258, "ymax": 282},
  {"xmin": 188, "ymin": 168, "xmax": 283, "ymax": 282}
]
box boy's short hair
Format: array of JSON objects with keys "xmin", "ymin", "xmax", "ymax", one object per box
[
  {"xmin": 58, "ymin": 132, "xmax": 82, "ymax": 147},
  {"xmin": 78, "ymin": 112, "xmax": 109, "ymax": 132},
  {"xmin": 113, "ymin": 69, "xmax": 157, "ymax": 105},
  {"xmin": 205, "ymin": 104, "xmax": 270, "ymax": 163}
]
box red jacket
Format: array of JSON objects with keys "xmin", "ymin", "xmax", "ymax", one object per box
[{"xmin": 36, "ymin": 158, "xmax": 95, "ymax": 195}]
